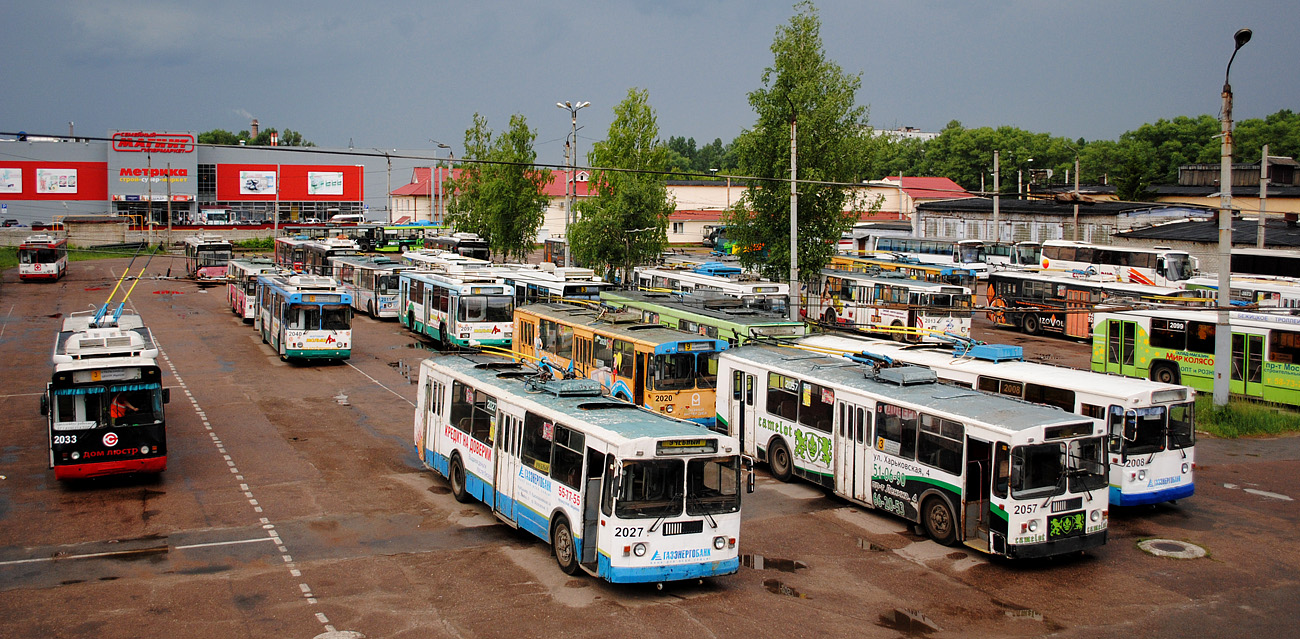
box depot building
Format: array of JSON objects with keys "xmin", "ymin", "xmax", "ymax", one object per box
[{"xmin": 0, "ymin": 130, "xmax": 423, "ymax": 226}]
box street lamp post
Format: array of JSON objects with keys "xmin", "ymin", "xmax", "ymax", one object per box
[
  {"xmin": 429, "ymin": 141, "xmax": 451, "ymax": 225},
  {"xmin": 557, "ymin": 100, "xmax": 590, "ymax": 268},
  {"xmin": 1214, "ymin": 27, "xmax": 1252, "ymax": 407}
]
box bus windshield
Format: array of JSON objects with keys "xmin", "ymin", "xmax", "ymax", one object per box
[
  {"xmin": 1013, "ymin": 243, "xmax": 1041, "ymax": 266},
  {"xmin": 1164, "ymin": 254, "xmax": 1195, "ymax": 281},
  {"xmin": 198, "ymin": 248, "xmax": 232, "ymax": 266},
  {"xmin": 686, "ymin": 456, "xmax": 742, "ymax": 515},
  {"xmin": 957, "ymin": 244, "xmax": 984, "ymax": 264},
  {"xmin": 1168, "ymin": 402, "xmax": 1195, "ymax": 450},
  {"xmin": 652, "ymin": 352, "xmax": 717, "ymax": 391},
  {"xmin": 321, "ymin": 305, "xmax": 351, "ymax": 330},
  {"xmin": 52, "ymin": 387, "xmax": 162, "ymax": 429},
  {"xmin": 615, "ymin": 459, "xmax": 683, "ymax": 519},
  {"xmin": 376, "ymin": 274, "xmax": 402, "ymax": 295},
  {"xmin": 21, "ymin": 248, "xmax": 60, "ymax": 263},
  {"xmin": 1011, "ymin": 437, "xmax": 1107, "ymax": 499},
  {"xmin": 741, "ymin": 295, "xmax": 788, "ymax": 313},
  {"xmin": 457, "ymin": 295, "xmax": 513, "ymax": 322},
  {"xmin": 1110, "ymin": 406, "xmax": 1166, "ymax": 455}
]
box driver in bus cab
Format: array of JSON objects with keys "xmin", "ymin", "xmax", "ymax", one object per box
[{"xmin": 110, "ymin": 392, "xmax": 137, "ymax": 426}]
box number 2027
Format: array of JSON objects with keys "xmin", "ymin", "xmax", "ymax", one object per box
[{"xmin": 614, "ymin": 527, "xmax": 644, "ymax": 538}]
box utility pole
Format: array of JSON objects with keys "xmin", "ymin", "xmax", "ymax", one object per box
[
  {"xmin": 788, "ymin": 117, "xmax": 799, "ymax": 323},
  {"xmin": 1214, "ymin": 28, "xmax": 1252, "ymax": 407},
  {"xmin": 166, "ymin": 162, "xmax": 172, "ymax": 248},
  {"xmin": 1073, "ymin": 156, "xmax": 1081, "ymax": 241},
  {"xmin": 992, "ymin": 151, "xmax": 1000, "ymax": 243},
  {"xmin": 1258, "ymin": 144, "xmax": 1269, "ymax": 249}
]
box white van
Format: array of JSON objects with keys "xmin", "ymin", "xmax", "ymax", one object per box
[{"xmin": 328, "ymin": 214, "xmax": 365, "ymax": 224}]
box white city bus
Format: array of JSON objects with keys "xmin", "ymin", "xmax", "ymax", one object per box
[
  {"xmin": 227, "ymin": 258, "xmax": 281, "ymax": 321},
  {"xmin": 399, "ymin": 267, "xmax": 514, "ymax": 349},
  {"xmin": 804, "ymin": 269, "xmax": 971, "ymax": 342},
  {"xmin": 1039, "ymin": 240, "xmax": 1197, "ymax": 287},
  {"xmin": 330, "ymin": 254, "xmax": 412, "ymax": 318},
  {"xmin": 798, "ymin": 333, "xmax": 1195, "ymax": 507},
  {"xmin": 416, "ymin": 354, "xmax": 746, "ymax": 583},
  {"xmin": 718, "ymin": 344, "xmax": 1109, "ymax": 559},
  {"xmin": 634, "ymin": 263, "xmax": 789, "ymax": 314}
]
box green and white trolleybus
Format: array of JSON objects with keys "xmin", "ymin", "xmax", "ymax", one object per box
[
  {"xmin": 718, "ymin": 344, "xmax": 1109, "ymax": 558},
  {"xmin": 416, "ymin": 354, "xmax": 747, "ymax": 583}
]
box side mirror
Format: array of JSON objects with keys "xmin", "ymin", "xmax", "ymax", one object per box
[
  {"xmin": 40, "ymin": 394, "xmax": 49, "ymax": 416},
  {"xmin": 743, "ymin": 456, "xmax": 756, "ymax": 494},
  {"xmin": 1009, "ymin": 459, "xmax": 1023, "ymax": 490},
  {"xmin": 162, "ymin": 388, "xmax": 171, "ymax": 404}
]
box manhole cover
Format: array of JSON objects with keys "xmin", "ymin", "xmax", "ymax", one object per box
[{"xmin": 1138, "ymin": 539, "xmax": 1206, "ymax": 559}]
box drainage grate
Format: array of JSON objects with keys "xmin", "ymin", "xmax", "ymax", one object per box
[{"xmin": 1138, "ymin": 538, "xmax": 1206, "ymax": 559}]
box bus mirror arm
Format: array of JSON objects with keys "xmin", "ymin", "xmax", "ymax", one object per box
[
  {"xmin": 40, "ymin": 394, "xmax": 48, "ymax": 416},
  {"xmin": 743, "ymin": 455, "xmax": 756, "ymax": 494}
]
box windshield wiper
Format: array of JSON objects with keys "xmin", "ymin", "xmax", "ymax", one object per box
[{"xmin": 686, "ymin": 495, "xmax": 719, "ymax": 528}]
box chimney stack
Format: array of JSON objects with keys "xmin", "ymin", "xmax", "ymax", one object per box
[{"xmin": 251, "ymin": 119, "xmax": 259, "ymax": 138}]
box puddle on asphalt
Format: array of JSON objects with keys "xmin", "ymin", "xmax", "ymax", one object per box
[
  {"xmin": 404, "ymin": 341, "xmax": 438, "ymax": 351},
  {"xmin": 857, "ymin": 538, "xmax": 888, "ymax": 552},
  {"xmin": 877, "ymin": 609, "xmax": 940, "ymax": 635},
  {"xmin": 47, "ymin": 313, "xmax": 63, "ymax": 319},
  {"xmin": 742, "ymin": 554, "xmax": 807, "ymax": 572},
  {"xmin": 388, "ymin": 360, "xmax": 416, "ymax": 384},
  {"xmin": 763, "ymin": 579, "xmax": 807, "ymax": 598},
  {"xmin": 427, "ymin": 485, "xmax": 450, "ymax": 495}
]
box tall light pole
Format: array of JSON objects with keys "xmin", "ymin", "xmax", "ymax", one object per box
[
  {"xmin": 1214, "ymin": 27, "xmax": 1252, "ymax": 407},
  {"xmin": 557, "ymin": 100, "xmax": 589, "ymax": 268},
  {"xmin": 430, "ymin": 140, "xmax": 451, "ymax": 225}
]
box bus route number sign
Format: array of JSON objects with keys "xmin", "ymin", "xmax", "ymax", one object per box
[{"xmin": 656, "ymin": 439, "xmax": 717, "ymax": 456}]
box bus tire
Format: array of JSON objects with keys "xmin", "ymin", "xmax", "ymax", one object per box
[
  {"xmin": 768, "ymin": 438, "xmax": 793, "ymax": 483},
  {"xmin": 890, "ymin": 321, "xmax": 906, "ymax": 342},
  {"xmin": 368, "ymin": 300, "xmax": 377, "ymax": 318},
  {"xmin": 1022, "ymin": 314, "xmax": 1041, "ymax": 335},
  {"xmin": 822, "ymin": 308, "xmax": 837, "ymax": 325},
  {"xmin": 1151, "ymin": 362, "xmax": 1181, "ymax": 385},
  {"xmin": 922, "ymin": 497, "xmax": 957, "ymax": 546},
  {"xmin": 438, "ymin": 322, "xmax": 450, "ymax": 350},
  {"xmin": 552, "ymin": 516, "xmax": 580, "ymax": 575},
  {"xmin": 449, "ymin": 455, "xmax": 471, "ymax": 503}
]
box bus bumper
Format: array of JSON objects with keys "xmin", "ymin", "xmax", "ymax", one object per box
[
  {"xmin": 286, "ymin": 349, "xmax": 351, "ymax": 360},
  {"xmin": 20, "ymin": 273, "xmax": 60, "ymax": 281},
  {"xmin": 1110, "ymin": 483, "xmax": 1194, "ymax": 507},
  {"xmin": 1006, "ymin": 530, "xmax": 1107, "ymax": 559},
  {"xmin": 597, "ymin": 554, "xmax": 740, "ymax": 583},
  {"xmin": 54, "ymin": 456, "xmax": 167, "ymax": 480}
]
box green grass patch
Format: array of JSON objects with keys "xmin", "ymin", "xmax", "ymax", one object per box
[
  {"xmin": 1195, "ymin": 395, "xmax": 1300, "ymax": 438},
  {"xmin": 68, "ymin": 244, "xmax": 166, "ymax": 262},
  {"xmin": 0, "ymin": 247, "xmax": 16, "ymax": 272}
]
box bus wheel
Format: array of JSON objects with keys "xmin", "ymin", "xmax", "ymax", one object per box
[
  {"xmin": 368, "ymin": 301, "xmax": 377, "ymax": 318},
  {"xmin": 890, "ymin": 321, "xmax": 906, "ymax": 342},
  {"xmin": 1151, "ymin": 363, "xmax": 1181, "ymax": 385},
  {"xmin": 768, "ymin": 438, "xmax": 793, "ymax": 483},
  {"xmin": 923, "ymin": 497, "xmax": 957, "ymax": 546},
  {"xmin": 1022, "ymin": 314, "xmax": 1041, "ymax": 335},
  {"xmin": 438, "ymin": 322, "xmax": 450, "ymax": 350},
  {"xmin": 552, "ymin": 516, "xmax": 580, "ymax": 575},
  {"xmin": 822, "ymin": 308, "xmax": 837, "ymax": 325},
  {"xmin": 449, "ymin": 456, "xmax": 471, "ymax": 503}
]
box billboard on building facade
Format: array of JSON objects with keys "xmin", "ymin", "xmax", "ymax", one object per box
[
  {"xmin": 107, "ymin": 130, "xmax": 198, "ymax": 201},
  {"xmin": 307, "ymin": 171, "xmax": 344, "ymax": 195},
  {"xmin": 0, "ymin": 168, "xmax": 20, "ymax": 193},
  {"xmin": 239, "ymin": 170, "xmax": 278, "ymax": 195},
  {"xmin": 36, "ymin": 169, "xmax": 77, "ymax": 194}
]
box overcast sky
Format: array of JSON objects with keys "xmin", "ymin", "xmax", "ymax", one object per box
[{"xmin": 3, "ymin": 1, "xmax": 1296, "ymax": 169}]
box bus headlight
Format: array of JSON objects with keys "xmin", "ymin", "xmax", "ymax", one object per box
[
  {"xmin": 713, "ymin": 536, "xmax": 726, "ymax": 550},
  {"xmin": 70, "ymin": 452, "xmax": 80, "ymax": 460},
  {"xmin": 139, "ymin": 445, "xmax": 150, "ymax": 454},
  {"xmin": 633, "ymin": 543, "xmax": 647, "ymax": 557},
  {"xmin": 1027, "ymin": 519, "xmax": 1039, "ymax": 533},
  {"xmin": 1182, "ymin": 462, "xmax": 1190, "ymax": 474},
  {"xmin": 1137, "ymin": 470, "xmax": 1147, "ymax": 481},
  {"xmin": 1090, "ymin": 509, "xmax": 1101, "ymax": 522}
]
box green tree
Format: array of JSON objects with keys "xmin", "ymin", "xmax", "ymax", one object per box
[
  {"xmin": 1112, "ymin": 140, "xmax": 1160, "ymax": 201},
  {"xmin": 444, "ymin": 113, "xmax": 550, "ymax": 261},
  {"xmin": 482, "ymin": 115, "xmax": 551, "ymax": 262},
  {"xmin": 1235, "ymin": 109, "xmax": 1300, "ymax": 162},
  {"xmin": 724, "ymin": 1, "xmax": 867, "ymax": 283},
  {"xmin": 445, "ymin": 113, "xmax": 495, "ymax": 236},
  {"xmin": 569, "ymin": 88, "xmax": 675, "ymax": 280},
  {"xmin": 198, "ymin": 127, "xmax": 315, "ymax": 147}
]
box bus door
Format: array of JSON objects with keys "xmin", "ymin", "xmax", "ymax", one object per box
[
  {"xmin": 1230, "ymin": 332, "xmax": 1265, "ymax": 398},
  {"xmin": 581, "ymin": 448, "xmax": 604, "ymax": 566},
  {"xmin": 1065, "ymin": 288, "xmax": 1091, "ymax": 338},
  {"xmin": 634, "ymin": 353, "xmax": 647, "ymax": 406},
  {"xmin": 492, "ymin": 411, "xmax": 522, "ymax": 525},
  {"xmin": 729, "ymin": 370, "xmax": 757, "ymax": 451},
  {"xmin": 963, "ymin": 438, "xmax": 993, "ymax": 547},
  {"xmin": 1102, "ymin": 319, "xmax": 1139, "ymax": 377},
  {"xmin": 834, "ymin": 401, "xmax": 870, "ymax": 502}
]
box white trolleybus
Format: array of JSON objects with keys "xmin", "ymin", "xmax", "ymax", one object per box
[
  {"xmin": 44, "ymin": 309, "xmax": 172, "ymax": 480},
  {"xmin": 254, "ymin": 274, "xmax": 353, "ymax": 361},
  {"xmin": 1038, "ymin": 240, "xmax": 1197, "ymax": 287},
  {"xmin": 416, "ymin": 354, "xmax": 748, "ymax": 583},
  {"xmin": 717, "ymin": 344, "xmax": 1110, "ymax": 558},
  {"xmin": 182, "ymin": 233, "xmax": 233, "ymax": 282},
  {"xmin": 330, "ymin": 254, "xmax": 412, "ymax": 318},
  {"xmin": 634, "ymin": 263, "xmax": 790, "ymax": 314},
  {"xmin": 227, "ymin": 258, "xmax": 281, "ymax": 322},
  {"xmin": 18, "ymin": 233, "xmax": 69, "ymax": 281},
  {"xmin": 399, "ymin": 267, "xmax": 514, "ymax": 349},
  {"xmin": 804, "ymin": 269, "xmax": 972, "ymax": 343},
  {"xmin": 798, "ymin": 333, "xmax": 1195, "ymax": 507}
]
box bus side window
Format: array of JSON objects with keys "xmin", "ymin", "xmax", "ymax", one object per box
[
  {"xmin": 601, "ymin": 454, "xmax": 617, "ymax": 516},
  {"xmin": 993, "ymin": 442, "xmax": 1010, "ymax": 499}
]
